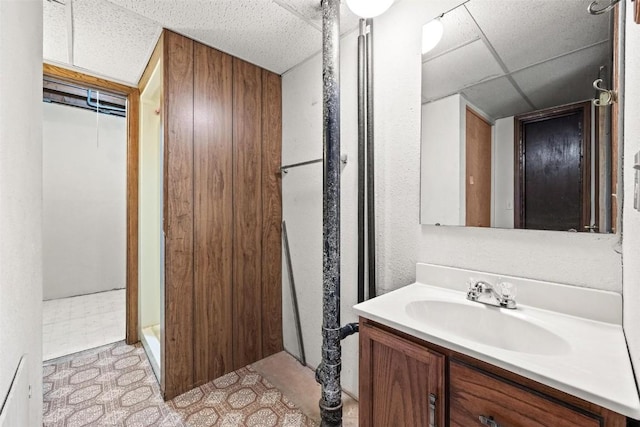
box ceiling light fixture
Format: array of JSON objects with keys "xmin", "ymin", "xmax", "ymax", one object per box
[
  {"xmin": 345, "ymin": 0, "xmax": 395, "ymax": 18},
  {"xmin": 422, "ymin": 17, "xmax": 444, "ymax": 54}
]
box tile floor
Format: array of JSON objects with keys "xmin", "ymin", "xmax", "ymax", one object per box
[
  {"xmin": 42, "ymin": 289, "xmax": 360, "ymax": 425},
  {"xmin": 253, "ymin": 352, "xmax": 359, "ymax": 426},
  {"xmin": 42, "ymin": 289, "xmax": 125, "ymax": 361},
  {"xmin": 43, "ymin": 342, "xmax": 316, "ymax": 426}
]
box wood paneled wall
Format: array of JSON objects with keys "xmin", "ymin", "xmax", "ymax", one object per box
[
  {"xmin": 163, "ymin": 30, "xmax": 195, "ymax": 398},
  {"xmin": 261, "ymin": 71, "xmax": 283, "ymax": 356},
  {"xmin": 232, "ymin": 58, "xmax": 264, "ymax": 369},
  {"xmin": 152, "ymin": 30, "xmax": 282, "ymax": 400},
  {"xmin": 193, "ymin": 42, "xmax": 234, "ymax": 387}
]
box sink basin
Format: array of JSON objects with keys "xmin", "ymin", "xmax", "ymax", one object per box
[{"xmin": 405, "ymin": 300, "xmax": 571, "ymax": 355}]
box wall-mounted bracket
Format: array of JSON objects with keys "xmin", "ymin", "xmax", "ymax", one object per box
[
  {"xmin": 588, "ymin": 0, "xmax": 621, "ymax": 15},
  {"xmin": 592, "ymin": 78, "xmax": 617, "ymax": 107}
]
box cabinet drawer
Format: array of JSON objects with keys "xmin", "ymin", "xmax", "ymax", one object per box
[{"xmin": 450, "ymin": 360, "xmax": 602, "ymax": 427}]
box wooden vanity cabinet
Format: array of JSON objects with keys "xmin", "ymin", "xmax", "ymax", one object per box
[
  {"xmin": 359, "ymin": 321, "xmax": 445, "ymax": 427},
  {"xmin": 359, "ymin": 319, "xmax": 627, "ymax": 427}
]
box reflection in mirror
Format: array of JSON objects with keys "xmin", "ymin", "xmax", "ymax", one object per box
[{"xmin": 420, "ymin": 0, "xmax": 620, "ymax": 233}]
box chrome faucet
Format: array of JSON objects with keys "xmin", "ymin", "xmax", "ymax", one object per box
[{"xmin": 466, "ymin": 279, "xmax": 517, "ymax": 309}]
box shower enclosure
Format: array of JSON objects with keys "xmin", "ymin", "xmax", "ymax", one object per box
[
  {"xmin": 136, "ymin": 29, "xmax": 283, "ymax": 400},
  {"xmin": 138, "ymin": 58, "xmax": 163, "ymax": 379}
]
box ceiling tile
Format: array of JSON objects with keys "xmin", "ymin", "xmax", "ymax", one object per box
[
  {"xmin": 43, "ymin": 0, "xmax": 68, "ymax": 63},
  {"xmin": 465, "ymin": 0, "xmax": 609, "ymax": 71},
  {"xmin": 461, "ymin": 77, "xmax": 532, "ymax": 120},
  {"xmin": 274, "ymin": 0, "xmax": 361, "ymax": 34},
  {"xmin": 72, "ymin": 0, "xmax": 161, "ymax": 85},
  {"xmin": 512, "ymin": 42, "xmax": 610, "ymax": 111},
  {"xmin": 422, "ymin": 38, "xmax": 503, "ymax": 102},
  {"xmin": 422, "ymin": 5, "xmax": 480, "ymax": 61},
  {"xmin": 104, "ymin": 0, "xmax": 333, "ymax": 74}
]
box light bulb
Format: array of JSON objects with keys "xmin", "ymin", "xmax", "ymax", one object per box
[
  {"xmin": 422, "ymin": 18, "xmax": 444, "ymax": 54},
  {"xmin": 346, "ymin": 0, "xmax": 395, "ymax": 18}
]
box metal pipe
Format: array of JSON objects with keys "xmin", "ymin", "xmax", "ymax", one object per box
[
  {"xmin": 357, "ymin": 19, "xmax": 366, "ymax": 304},
  {"xmin": 318, "ymin": 0, "xmax": 342, "ymax": 425},
  {"xmin": 281, "ymin": 158, "xmax": 323, "ymax": 171},
  {"xmin": 365, "ymin": 19, "xmax": 377, "ymax": 299},
  {"xmin": 282, "ymin": 221, "xmax": 306, "ymax": 366},
  {"xmin": 280, "ymin": 155, "xmax": 348, "ymax": 174},
  {"xmin": 339, "ymin": 322, "xmax": 359, "ymax": 340},
  {"xmin": 599, "ymin": 65, "xmax": 612, "ymax": 233},
  {"xmin": 87, "ymin": 89, "xmax": 126, "ymax": 114},
  {"xmin": 615, "ymin": 0, "xmax": 625, "ymax": 233}
]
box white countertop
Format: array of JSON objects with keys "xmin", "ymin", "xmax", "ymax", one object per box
[{"xmin": 353, "ymin": 264, "xmax": 640, "ymax": 419}]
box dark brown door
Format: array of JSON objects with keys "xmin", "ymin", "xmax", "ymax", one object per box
[
  {"xmin": 359, "ymin": 321, "xmax": 445, "ymax": 427},
  {"xmin": 466, "ymin": 107, "xmax": 492, "ymax": 227},
  {"xmin": 515, "ymin": 102, "xmax": 591, "ymax": 232}
]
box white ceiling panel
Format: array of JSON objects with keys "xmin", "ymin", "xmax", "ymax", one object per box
[
  {"xmin": 422, "ymin": 5, "xmax": 480, "ymax": 62},
  {"xmin": 422, "ymin": 38, "xmax": 503, "ymax": 103},
  {"xmin": 512, "ymin": 42, "xmax": 610, "ymax": 111},
  {"xmin": 275, "ymin": 0, "xmax": 361, "ymax": 33},
  {"xmin": 43, "ymin": 0, "xmax": 364, "ymax": 84},
  {"xmin": 72, "ymin": 0, "xmax": 161, "ymax": 85},
  {"xmin": 43, "ymin": 0, "xmax": 68, "ymax": 63},
  {"xmin": 461, "ymin": 77, "xmax": 532, "ymax": 121},
  {"xmin": 465, "ymin": 0, "xmax": 609, "ymax": 72},
  {"xmin": 104, "ymin": 0, "xmax": 359, "ymax": 75}
]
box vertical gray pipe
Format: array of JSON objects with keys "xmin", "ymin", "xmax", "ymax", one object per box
[
  {"xmin": 319, "ymin": 0, "xmax": 342, "ymax": 425},
  {"xmin": 357, "ymin": 19, "xmax": 366, "ymax": 304},
  {"xmin": 599, "ymin": 65, "xmax": 612, "ymax": 233},
  {"xmin": 615, "ymin": 0, "xmax": 625, "ymax": 233},
  {"xmin": 365, "ymin": 19, "xmax": 377, "ymax": 299}
]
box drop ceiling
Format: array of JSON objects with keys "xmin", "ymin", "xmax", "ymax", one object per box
[
  {"xmin": 43, "ymin": 0, "xmax": 361, "ymax": 86},
  {"xmin": 422, "ymin": 0, "xmax": 612, "ymax": 121}
]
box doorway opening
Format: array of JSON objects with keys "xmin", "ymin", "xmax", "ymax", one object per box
[
  {"xmin": 514, "ymin": 101, "xmax": 594, "ymax": 232},
  {"xmin": 42, "ymin": 77, "xmax": 127, "ymax": 360},
  {"xmin": 41, "ymin": 64, "xmax": 139, "ymax": 360}
]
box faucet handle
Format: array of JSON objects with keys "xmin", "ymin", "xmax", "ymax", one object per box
[
  {"xmin": 466, "ymin": 277, "xmax": 479, "ymax": 299},
  {"xmin": 497, "ymin": 281, "xmax": 516, "ymax": 299}
]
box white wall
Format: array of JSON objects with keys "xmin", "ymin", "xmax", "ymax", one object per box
[
  {"xmin": 493, "ymin": 116, "xmax": 515, "ymax": 228},
  {"xmin": 283, "ymin": 0, "xmax": 623, "ymax": 398},
  {"xmin": 0, "ymin": 0, "xmax": 43, "ymax": 424},
  {"xmin": 42, "ymin": 103, "xmax": 126, "ymax": 300},
  {"xmin": 282, "ymin": 30, "xmax": 360, "ymax": 397},
  {"xmin": 623, "ymin": 3, "xmax": 640, "ymax": 392},
  {"xmin": 421, "ymin": 95, "xmax": 465, "ymax": 226}
]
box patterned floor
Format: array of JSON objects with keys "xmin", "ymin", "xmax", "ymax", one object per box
[{"xmin": 43, "ymin": 341, "xmax": 316, "ymax": 426}]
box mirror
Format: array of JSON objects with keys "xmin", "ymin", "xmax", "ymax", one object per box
[{"xmin": 420, "ymin": 0, "xmax": 620, "ymax": 233}]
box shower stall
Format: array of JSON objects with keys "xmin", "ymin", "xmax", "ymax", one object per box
[
  {"xmin": 138, "ymin": 58, "xmax": 163, "ymax": 379},
  {"xmin": 136, "ymin": 29, "xmax": 283, "ymax": 400}
]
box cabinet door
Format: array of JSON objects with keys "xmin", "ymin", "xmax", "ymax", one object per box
[
  {"xmin": 360, "ymin": 322, "xmax": 445, "ymax": 427},
  {"xmin": 450, "ymin": 361, "xmax": 602, "ymax": 427}
]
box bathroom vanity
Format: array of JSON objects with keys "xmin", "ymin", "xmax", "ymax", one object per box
[{"xmin": 354, "ymin": 264, "xmax": 640, "ymax": 426}]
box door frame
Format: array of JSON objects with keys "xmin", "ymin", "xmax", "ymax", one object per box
[
  {"xmin": 513, "ymin": 101, "xmax": 591, "ymax": 231},
  {"xmin": 43, "ymin": 63, "xmax": 140, "ymax": 344}
]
